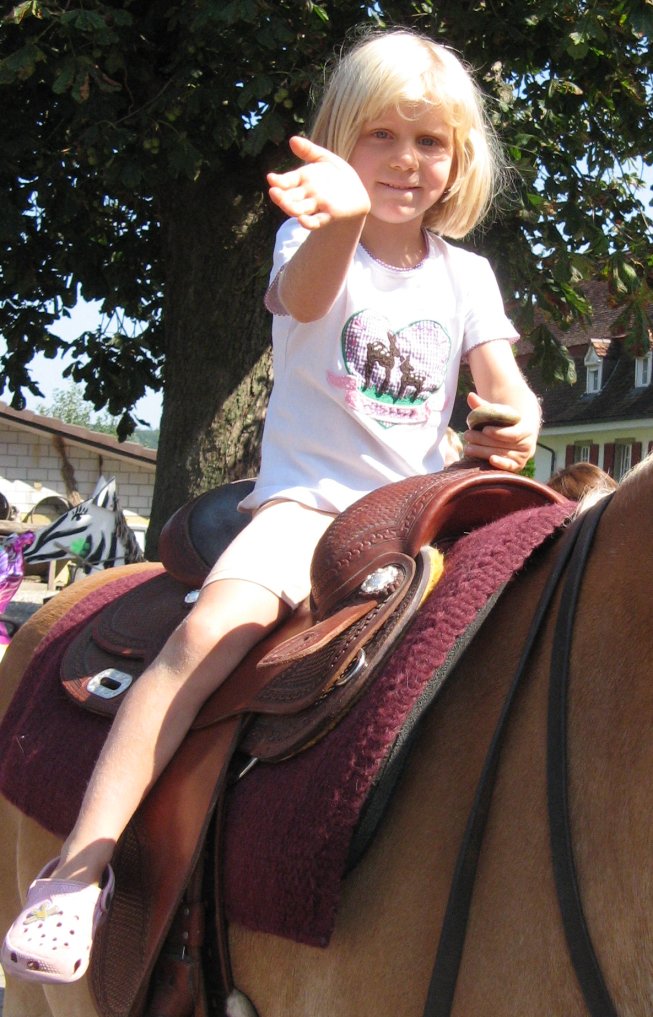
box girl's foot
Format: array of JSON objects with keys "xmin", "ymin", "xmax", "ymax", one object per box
[{"xmin": 1, "ymin": 858, "xmax": 114, "ymax": 984}]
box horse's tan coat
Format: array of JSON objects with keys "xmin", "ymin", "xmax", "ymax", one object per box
[{"xmin": 1, "ymin": 465, "xmax": 652, "ymax": 1017}]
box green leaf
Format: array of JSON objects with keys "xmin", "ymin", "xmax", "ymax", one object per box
[
  {"xmin": 52, "ymin": 58, "xmax": 76, "ymax": 95},
  {"xmin": 60, "ymin": 9, "xmax": 107, "ymax": 33},
  {"xmin": 0, "ymin": 42, "xmax": 45, "ymax": 83},
  {"xmin": 5, "ymin": 2, "xmax": 42, "ymax": 25}
]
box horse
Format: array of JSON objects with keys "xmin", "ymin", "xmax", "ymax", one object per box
[{"xmin": 0, "ymin": 457, "xmax": 652, "ymax": 1017}]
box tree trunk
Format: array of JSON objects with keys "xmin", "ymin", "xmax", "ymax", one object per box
[{"xmin": 146, "ymin": 165, "xmax": 278, "ymax": 557}]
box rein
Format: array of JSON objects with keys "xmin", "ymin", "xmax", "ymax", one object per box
[{"xmin": 423, "ymin": 492, "xmax": 615, "ymax": 1017}]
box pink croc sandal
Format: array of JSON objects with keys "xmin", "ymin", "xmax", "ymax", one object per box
[{"xmin": 1, "ymin": 858, "xmax": 115, "ymax": 984}]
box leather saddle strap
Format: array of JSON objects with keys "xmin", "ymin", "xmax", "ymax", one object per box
[
  {"xmin": 547, "ymin": 496, "xmax": 618, "ymax": 1017},
  {"xmin": 91, "ymin": 714, "xmax": 246, "ymax": 1017},
  {"xmin": 421, "ymin": 503, "xmax": 605, "ymax": 1017},
  {"xmin": 144, "ymin": 857, "xmax": 209, "ymax": 1017}
]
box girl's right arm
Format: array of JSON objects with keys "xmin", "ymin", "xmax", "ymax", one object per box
[{"xmin": 267, "ymin": 136, "xmax": 370, "ymax": 322}]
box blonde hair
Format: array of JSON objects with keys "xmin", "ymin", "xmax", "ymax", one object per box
[{"xmin": 310, "ymin": 30, "xmax": 505, "ymax": 239}]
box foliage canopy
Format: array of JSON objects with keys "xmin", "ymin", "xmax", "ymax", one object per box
[{"xmin": 1, "ymin": 0, "xmax": 651, "ymax": 499}]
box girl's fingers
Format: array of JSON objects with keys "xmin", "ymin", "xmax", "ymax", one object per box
[
  {"xmin": 490, "ymin": 457, "xmax": 521, "ymax": 473},
  {"xmin": 268, "ymin": 185, "xmax": 315, "ymax": 216},
  {"xmin": 288, "ymin": 135, "xmax": 329, "ymax": 164},
  {"xmin": 296, "ymin": 210, "xmax": 333, "ymax": 230},
  {"xmin": 267, "ymin": 168, "xmax": 304, "ymax": 191}
]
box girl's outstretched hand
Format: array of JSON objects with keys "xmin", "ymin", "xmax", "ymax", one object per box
[
  {"xmin": 463, "ymin": 392, "xmax": 538, "ymax": 473},
  {"xmin": 268, "ymin": 136, "xmax": 370, "ymax": 230}
]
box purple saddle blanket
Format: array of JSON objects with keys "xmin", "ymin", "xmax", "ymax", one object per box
[{"xmin": 0, "ymin": 501, "xmax": 569, "ymax": 947}]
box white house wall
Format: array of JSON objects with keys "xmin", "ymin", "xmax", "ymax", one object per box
[
  {"xmin": 536, "ymin": 418, "xmax": 653, "ymax": 482},
  {"xmin": 0, "ymin": 424, "xmax": 155, "ymax": 519}
]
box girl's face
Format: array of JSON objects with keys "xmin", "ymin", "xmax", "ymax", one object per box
[{"xmin": 348, "ymin": 104, "xmax": 454, "ymax": 228}]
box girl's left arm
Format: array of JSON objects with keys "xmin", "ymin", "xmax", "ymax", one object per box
[{"xmin": 465, "ymin": 340, "xmax": 541, "ymax": 473}]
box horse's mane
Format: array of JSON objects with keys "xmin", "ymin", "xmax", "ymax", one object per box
[
  {"xmin": 605, "ymin": 451, "xmax": 653, "ymax": 514},
  {"xmin": 621, "ymin": 450, "xmax": 653, "ymax": 487},
  {"xmin": 567, "ymin": 451, "xmax": 653, "ymax": 519}
]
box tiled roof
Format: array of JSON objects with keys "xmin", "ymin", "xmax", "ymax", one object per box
[
  {"xmin": 528, "ymin": 339, "xmax": 653, "ymax": 426},
  {"xmin": 513, "ymin": 279, "xmax": 639, "ymax": 356},
  {"xmin": 0, "ymin": 402, "xmax": 157, "ymax": 465},
  {"xmin": 588, "ymin": 339, "xmax": 611, "ymax": 358},
  {"xmin": 452, "ymin": 282, "xmax": 653, "ymax": 430},
  {"xmin": 521, "ymin": 283, "xmax": 653, "ymax": 426}
]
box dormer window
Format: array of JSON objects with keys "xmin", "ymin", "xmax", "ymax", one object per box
[
  {"xmin": 635, "ymin": 351, "xmax": 652, "ymax": 388},
  {"xmin": 586, "ymin": 365, "xmax": 601, "ymax": 393},
  {"xmin": 584, "ymin": 345, "xmax": 604, "ymax": 394}
]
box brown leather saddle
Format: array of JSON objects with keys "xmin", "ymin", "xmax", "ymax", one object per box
[{"xmin": 58, "ymin": 463, "xmax": 565, "ymax": 1017}]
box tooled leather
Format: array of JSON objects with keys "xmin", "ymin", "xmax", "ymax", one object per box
[
  {"xmin": 310, "ymin": 466, "xmax": 562, "ymax": 618},
  {"xmin": 255, "ymin": 600, "xmax": 376, "ymax": 668},
  {"xmin": 248, "ymin": 556, "xmax": 413, "ymax": 712},
  {"xmin": 242, "ymin": 549, "xmax": 434, "ymax": 761},
  {"xmin": 61, "ymin": 571, "xmax": 191, "ymax": 719}
]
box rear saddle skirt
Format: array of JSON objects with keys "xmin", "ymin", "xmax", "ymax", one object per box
[{"xmin": 55, "ymin": 463, "xmax": 567, "ymax": 1017}]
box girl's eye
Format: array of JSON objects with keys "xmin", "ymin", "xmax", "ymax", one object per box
[
  {"xmin": 371, "ymin": 129, "xmax": 391, "ymax": 139},
  {"xmin": 420, "ymin": 136, "xmax": 443, "ymax": 149}
]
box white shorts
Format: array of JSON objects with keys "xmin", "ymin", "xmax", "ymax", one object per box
[{"xmin": 202, "ymin": 499, "xmax": 336, "ymax": 609}]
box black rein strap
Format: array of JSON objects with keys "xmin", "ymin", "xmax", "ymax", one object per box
[
  {"xmin": 422, "ymin": 492, "xmax": 616, "ymax": 1017},
  {"xmin": 547, "ymin": 493, "xmax": 618, "ymax": 1017}
]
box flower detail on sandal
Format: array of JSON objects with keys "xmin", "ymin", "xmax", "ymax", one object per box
[
  {"xmin": 1, "ymin": 857, "xmax": 114, "ymax": 984},
  {"xmin": 24, "ymin": 902, "xmax": 63, "ymax": 924}
]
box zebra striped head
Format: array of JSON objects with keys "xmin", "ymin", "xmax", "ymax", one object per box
[{"xmin": 23, "ymin": 477, "xmax": 145, "ymax": 573}]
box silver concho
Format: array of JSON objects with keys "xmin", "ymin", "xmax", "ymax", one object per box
[{"xmin": 360, "ymin": 564, "xmax": 401, "ymax": 597}]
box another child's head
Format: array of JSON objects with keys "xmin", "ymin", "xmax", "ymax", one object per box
[
  {"xmin": 547, "ymin": 461, "xmax": 618, "ymax": 502},
  {"xmin": 310, "ymin": 30, "xmax": 505, "ymax": 239}
]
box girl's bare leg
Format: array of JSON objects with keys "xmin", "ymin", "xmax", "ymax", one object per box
[{"xmin": 52, "ymin": 578, "xmax": 288, "ymax": 885}]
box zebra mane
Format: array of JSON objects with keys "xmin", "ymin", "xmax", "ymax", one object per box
[{"xmin": 114, "ymin": 506, "xmax": 146, "ymax": 564}]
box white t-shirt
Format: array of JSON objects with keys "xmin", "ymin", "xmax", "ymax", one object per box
[{"xmin": 240, "ymin": 219, "xmax": 518, "ymax": 515}]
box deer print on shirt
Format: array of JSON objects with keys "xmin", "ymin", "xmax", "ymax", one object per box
[
  {"xmin": 330, "ymin": 309, "xmax": 452, "ymax": 426},
  {"xmin": 364, "ymin": 331, "xmax": 400, "ymax": 396}
]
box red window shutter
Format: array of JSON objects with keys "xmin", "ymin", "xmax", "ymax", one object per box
[
  {"xmin": 648, "ymin": 441, "xmax": 653, "ymax": 456},
  {"xmin": 603, "ymin": 443, "xmax": 615, "ymax": 476},
  {"xmin": 590, "ymin": 444, "xmax": 599, "ymax": 465},
  {"xmin": 631, "ymin": 442, "xmax": 642, "ymax": 466},
  {"xmin": 565, "ymin": 445, "xmax": 575, "ymax": 467}
]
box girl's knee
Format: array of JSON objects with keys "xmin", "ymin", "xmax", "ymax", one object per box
[{"xmin": 175, "ymin": 601, "xmax": 226, "ymax": 653}]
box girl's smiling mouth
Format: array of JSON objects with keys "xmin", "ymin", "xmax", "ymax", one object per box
[{"xmin": 381, "ymin": 181, "xmax": 420, "ymax": 192}]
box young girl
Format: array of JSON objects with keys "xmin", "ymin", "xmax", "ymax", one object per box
[{"xmin": 2, "ymin": 28, "xmax": 540, "ymax": 984}]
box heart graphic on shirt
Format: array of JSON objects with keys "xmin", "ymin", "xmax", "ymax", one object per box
[{"xmin": 341, "ymin": 309, "xmax": 451, "ymax": 409}]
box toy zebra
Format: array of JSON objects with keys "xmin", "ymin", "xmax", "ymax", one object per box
[{"xmin": 23, "ymin": 476, "xmax": 146, "ymax": 576}]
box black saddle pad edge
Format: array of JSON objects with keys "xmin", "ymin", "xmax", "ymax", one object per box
[{"xmin": 345, "ymin": 584, "xmax": 505, "ymax": 873}]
